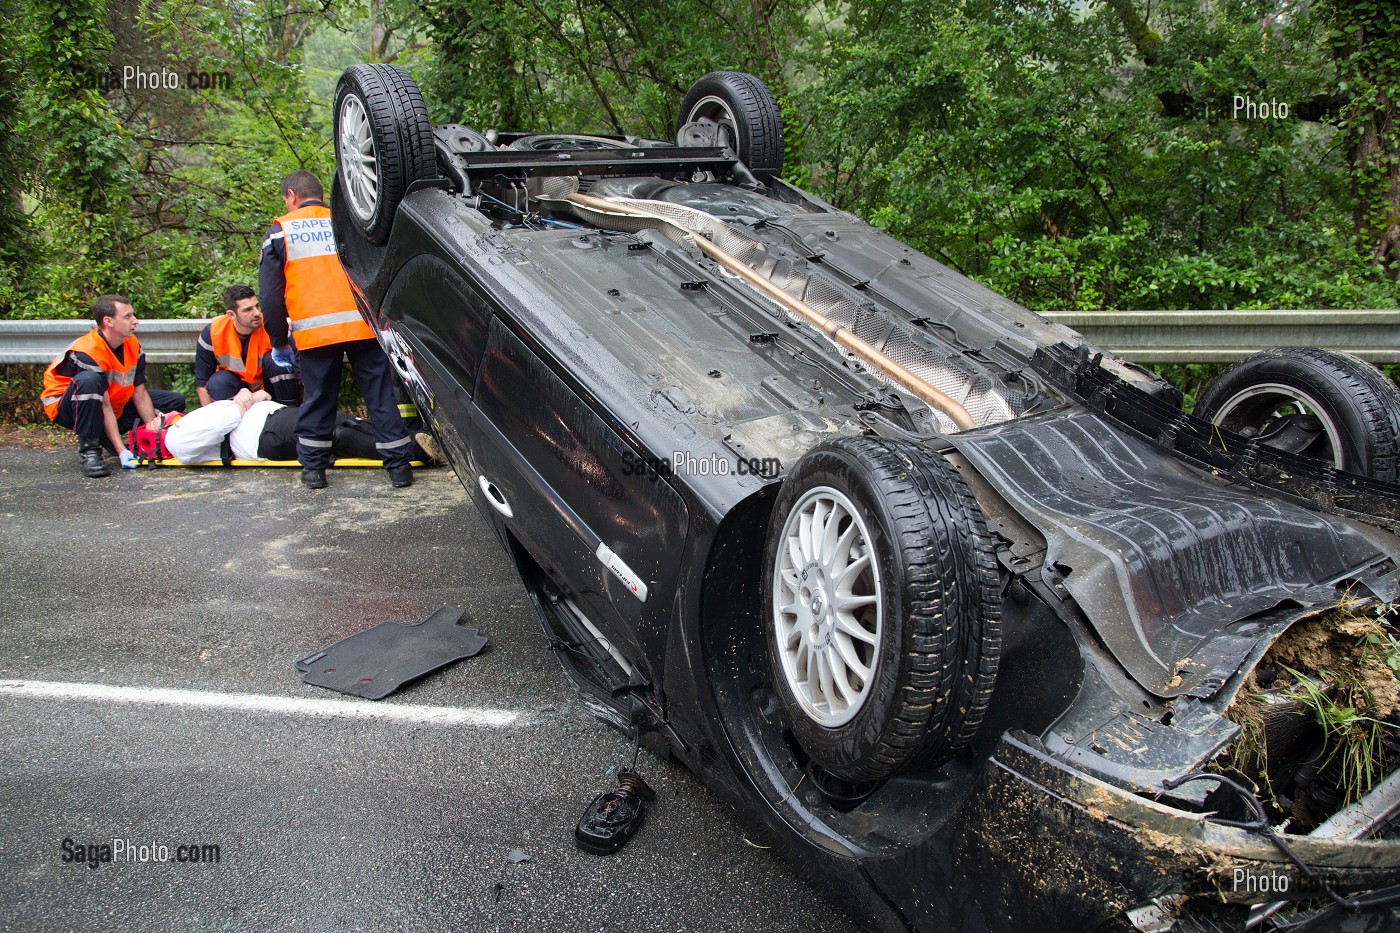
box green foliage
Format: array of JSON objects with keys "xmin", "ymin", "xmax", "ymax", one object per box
[
  {"xmin": 18, "ymin": 0, "xmax": 135, "ymax": 214},
  {"xmin": 0, "ymin": 0, "xmax": 1395, "ymax": 332},
  {"xmin": 798, "ymin": 0, "xmax": 1396, "ymax": 312},
  {"xmin": 416, "ymin": 0, "xmax": 808, "ymax": 138},
  {"xmin": 4, "ymin": 0, "xmax": 349, "ymax": 320},
  {"xmin": 1313, "ymin": 0, "xmax": 1400, "ymax": 274},
  {"xmin": 0, "ymin": 0, "xmax": 35, "ymax": 276},
  {"xmin": 1284, "ymin": 661, "xmax": 1391, "ymax": 807},
  {"xmin": 160, "ymin": 363, "xmax": 197, "ymax": 408}
]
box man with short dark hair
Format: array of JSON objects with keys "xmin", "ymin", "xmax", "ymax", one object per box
[
  {"xmin": 259, "ymin": 169, "xmax": 414, "ymax": 489},
  {"xmin": 40, "ymin": 295, "xmax": 188, "ymax": 478},
  {"xmin": 194, "ymin": 284, "xmax": 298, "ymax": 407}
]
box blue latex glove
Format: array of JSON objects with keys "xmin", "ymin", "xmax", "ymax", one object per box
[
  {"xmin": 120, "ymin": 449, "xmax": 139, "ymax": 469},
  {"xmin": 270, "ymin": 345, "xmax": 297, "ymax": 369}
]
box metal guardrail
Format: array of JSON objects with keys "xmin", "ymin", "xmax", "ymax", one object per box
[
  {"xmin": 0, "ymin": 319, "xmax": 207, "ymax": 365},
  {"xmin": 1040, "ymin": 310, "xmax": 1400, "ymax": 364},
  {"xmin": 0, "ymin": 311, "xmax": 1396, "ymax": 366}
]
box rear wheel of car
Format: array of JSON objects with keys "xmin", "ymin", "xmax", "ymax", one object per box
[
  {"xmin": 334, "ymin": 64, "xmax": 436, "ymax": 245},
  {"xmin": 510, "ymin": 134, "xmax": 634, "ymax": 151},
  {"xmin": 762, "ymin": 436, "xmax": 1002, "ymax": 783},
  {"xmin": 677, "ymin": 71, "xmax": 784, "ymax": 180},
  {"xmin": 1195, "ymin": 348, "xmax": 1400, "ymax": 481}
]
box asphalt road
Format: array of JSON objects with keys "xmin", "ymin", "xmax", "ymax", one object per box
[{"xmin": 0, "ymin": 449, "xmax": 855, "ymax": 933}]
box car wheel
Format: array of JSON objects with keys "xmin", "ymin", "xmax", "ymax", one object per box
[
  {"xmin": 762, "ymin": 436, "xmax": 1002, "ymax": 783},
  {"xmin": 511, "ymin": 134, "xmax": 634, "ymax": 151},
  {"xmin": 1195, "ymin": 347, "xmax": 1400, "ymax": 481},
  {"xmin": 334, "ymin": 64, "xmax": 436, "ymax": 245},
  {"xmin": 677, "ymin": 71, "xmax": 784, "ymax": 180}
]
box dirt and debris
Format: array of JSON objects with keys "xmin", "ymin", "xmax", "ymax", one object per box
[
  {"xmin": 1229, "ymin": 607, "xmax": 1399, "ymax": 727},
  {"xmin": 1225, "ymin": 605, "xmax": 1400, "ymax": 820},
  {"xmin": 0, "ymin": 423, "xmax": 69, "ymax": 449},
  {"xmin": 967, "ymin": 774, "xmax": 1137, "ymax": 920},
  {"xmin": 1263, "ymin": 608, "xmax": 1399, "ymax": 718}
]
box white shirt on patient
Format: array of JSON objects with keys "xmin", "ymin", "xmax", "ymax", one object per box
[
  {"xmin": 164, "ymin": 397, "xmax": 285, "ymax": 463},
  {"xmin": 229, "ymin": 400, "xmax": 285, "ymax": 460}
]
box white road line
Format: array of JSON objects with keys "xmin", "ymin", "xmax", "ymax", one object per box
[{"xmin": 0, "ymin": 680, "xmax": 521, "ymax": 727}]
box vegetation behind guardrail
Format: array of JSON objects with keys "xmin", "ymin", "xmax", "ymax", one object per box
[
  {"xmin": 2, "ymin": 312, "xmax": 1397, "ymax": 426},
  {"xmin": 1, "ymin": 2, "xmax": 1396, "ymax": 331}
]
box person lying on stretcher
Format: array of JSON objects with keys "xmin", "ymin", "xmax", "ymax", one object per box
[{"xmin": 161, "ymin": 388, "xmax": 440, "ymax": 465}]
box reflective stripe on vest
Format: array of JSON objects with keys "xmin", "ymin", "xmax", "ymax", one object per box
[
  {"xmin": 41, "ymin": 330, "xmax": 141, "ymax": 420},
  {"xmin": 209, "ymin": 315, "xmax": 271, "ymax": 388},
  {"xmin": 275, "ymin": 205, "xmax": 372, "ymax": 350},
  {"xmin": 289, "ymin": 310, "xmax": 365, "ymax": 333}
]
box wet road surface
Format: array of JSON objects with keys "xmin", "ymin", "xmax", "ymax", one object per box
[{"xmin": 0, "ymin": 449, "xmax": 855, "ymax": 932}]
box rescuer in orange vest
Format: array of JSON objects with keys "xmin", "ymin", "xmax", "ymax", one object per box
[
  {"xmin": 258, "ymin": 170, "xmax": 414, "ymax": 489},
  {"xmin": 40, "ymin": 294, "xmax": 188, "ymax": 478},
  {"xmin": 194, "ymin": 284, "xmax": 299, "ymax": 407}
]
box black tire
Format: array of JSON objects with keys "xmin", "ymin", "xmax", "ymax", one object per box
[
  {"xmin": 1195, "ymin": 347, "xmax": 1400, "ymax": 481},
  {"xmin": 761, "ymin": 436, "xmax": 1002, "ymax": 783},
  {"xmin": 333, "ymin": 64, "xmax": 436, "ymax": 245},
  {"xmin": 677, "ymin": 71, "xmax": 784, "ymax": 180},
  {"xmin": 510, "ymin": 134, "xmax": 634, "ymax": 151}
]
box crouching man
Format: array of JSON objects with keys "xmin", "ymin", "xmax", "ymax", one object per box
[
  {"xmin": 40, "ymin": 295, "xmax": 187, "ymax": 478},
  {"xmin": 194, "ymin": 284, "xmax": 299, "ymax": 407}
]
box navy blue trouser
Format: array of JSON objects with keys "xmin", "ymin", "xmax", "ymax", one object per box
[
  {"xmin": 205, "ymin": 354, "xmax": 299, "ymax": 405},
  {"xmin": 52, "ymin": 371, "xmax": 187, "ymax": 442},
  {"xmin": 294, "ymin": 339, "xmax": 411, "ymax": 469}
]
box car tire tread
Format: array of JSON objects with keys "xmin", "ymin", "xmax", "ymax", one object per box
[
  {"xmin": 764, "ymin": 436, "xmax": 1002, "ymax": 783},
  {"xmin": 335, "ymin": 64, "xmax": 436, "ymax": 244},
  {"xmin": 677, "ymin": 71, "xmax": 784, "ymax": 179},
  {"xmin": 1196, "ymin": 347, "xmax": 1400, "ymax": 481}
]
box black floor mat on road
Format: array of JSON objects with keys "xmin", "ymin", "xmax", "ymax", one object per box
[{"xmin": 295, "ymin": 605, "xmax": 488, "ymax": 700}]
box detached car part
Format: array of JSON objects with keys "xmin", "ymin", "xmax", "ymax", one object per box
[{"xmin": 575, "ymin": 768, "xmax": 656, "ymax": 856}]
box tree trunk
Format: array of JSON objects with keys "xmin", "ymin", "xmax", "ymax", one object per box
[
  {"xmin": 1318, "ymin": 0, "xmax": 1400, "ymax": 278},
  {"xmin": 1351, "ymin": 88, "xmax": 1399, "ymax": 277}
]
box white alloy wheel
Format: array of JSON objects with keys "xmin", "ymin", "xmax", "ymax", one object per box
[
  {"xmin": 338, "ymin": 93, "xmax": 379, "ymax": 225},
  {"xmin": 676, "ymin": 72, "xmax": 784, "ymax": 178},
  {"xmin": 772, "ymin": 485, "xmax": 882, "ymax": 727},
  {"xmin": 685, "ymin": 94, "xmax": 741, "ymax": 150}
]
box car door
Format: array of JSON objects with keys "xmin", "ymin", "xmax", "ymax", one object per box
[
  {"xmin": 468, "ymin": 316, "xmax": 689, "ymax": 674},
  {"xmin": 376, "ymin": 253, "xmax": 492, "ymax": 471}
]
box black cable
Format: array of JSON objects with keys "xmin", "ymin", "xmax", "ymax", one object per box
[
  {"xmin": 542, "ymin": 633, "xmax": 593, "ymax": 661},
  {"xmin": 627, "ymin": 693, "xmax": 643, "ymax": 771},
  {"xmin": 1165, "ymin": 772, "xmax": 1400, "ymax": 912}
]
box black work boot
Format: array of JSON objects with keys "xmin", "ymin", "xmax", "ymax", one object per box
[
  {"xmin": 301, "ymin": 468, "xmax": 327, "ymax": 489},
  {"xmin": 387, "ymin": 464, "xmax": 413, "ymax": 488},
  {"xmin": 79, "ymin": 436, "xmax": 110, "ymax": 478}
]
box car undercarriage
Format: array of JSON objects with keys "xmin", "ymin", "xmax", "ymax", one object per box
[{"xmin": 333, "ymin": 64, "xmax": 1400, "ymax": 931}]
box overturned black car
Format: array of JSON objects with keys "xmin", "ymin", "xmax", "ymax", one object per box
[{"xmin": 332, "ymin": 64, "xmax": 1400, "ymax": 931}]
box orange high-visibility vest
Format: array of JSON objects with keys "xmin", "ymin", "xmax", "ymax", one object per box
[
  {"xmin": 274, "ymin": 205, "xmax": 373, "ymax": 350},
  {"xmin": 41, "ymin": 329, "xmax": 141, "ymax": 420},
  {"xmin": 209, "ymin": 315, "xmax": 272, "ymax": 390}
]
